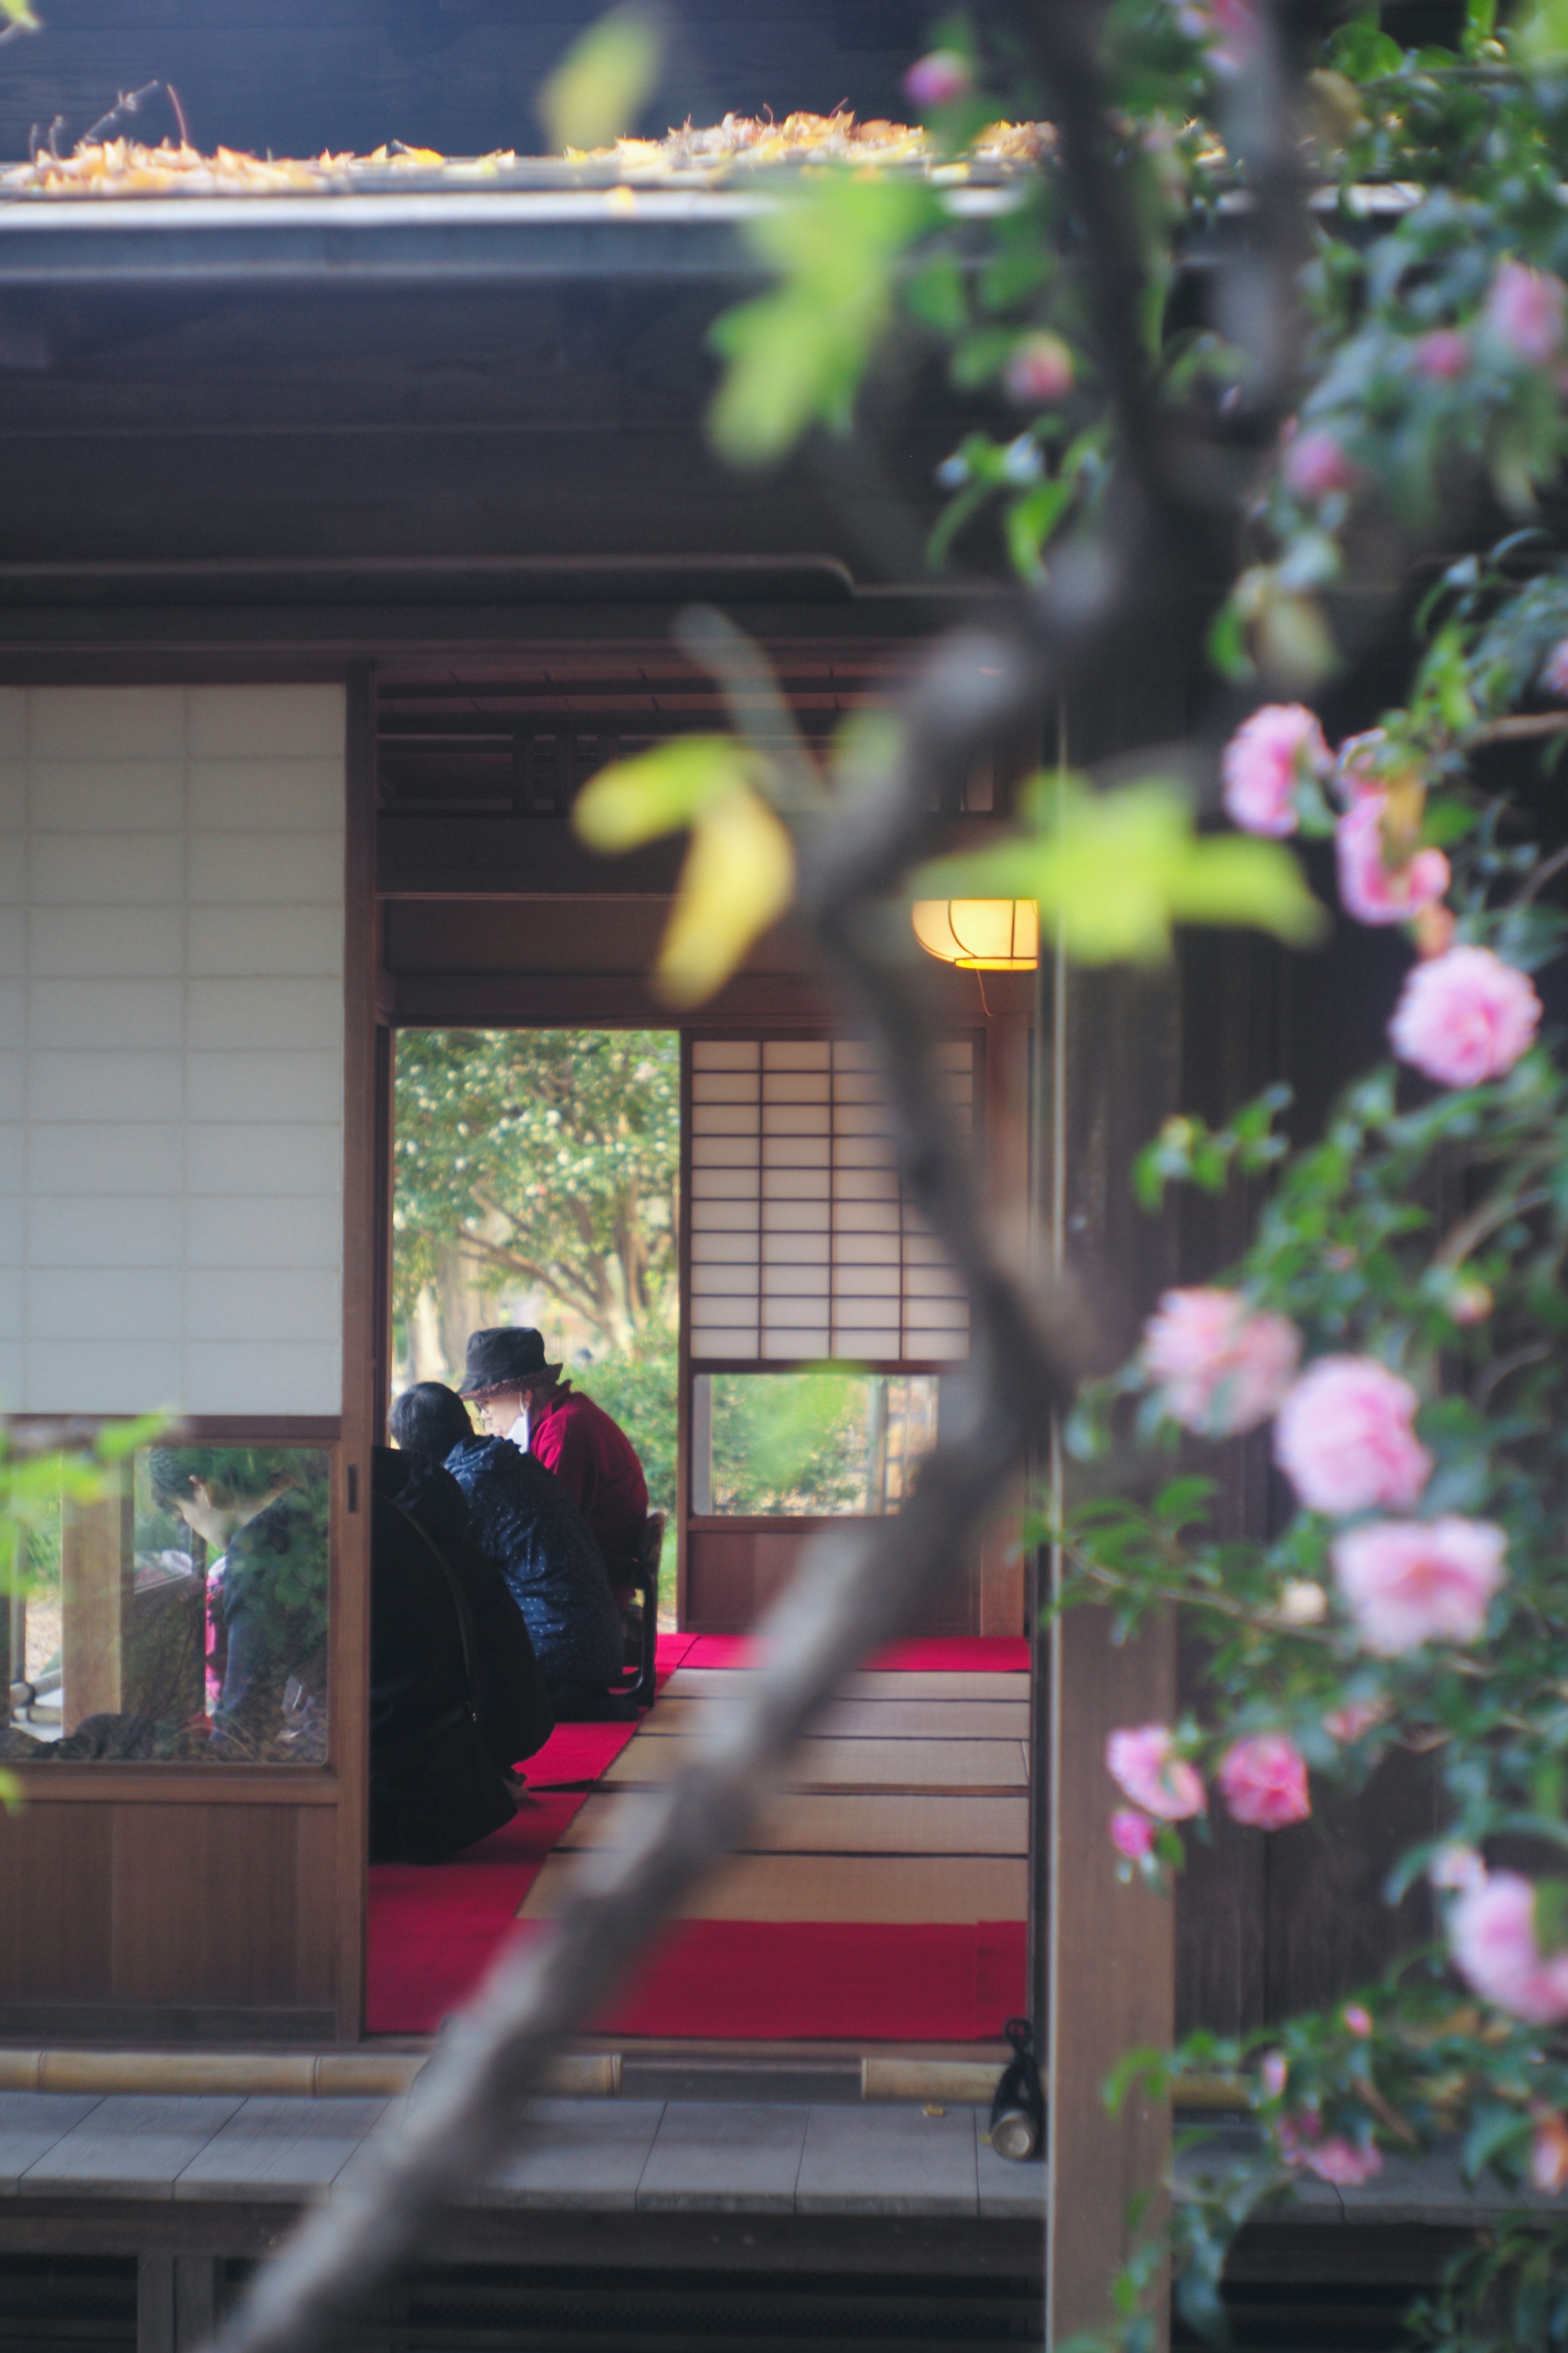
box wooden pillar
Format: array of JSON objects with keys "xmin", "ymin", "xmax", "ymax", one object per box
[
  {"xmin": 60, "ymin": 1459, "xmax": 132, "ymax": 1733},
  {"xmin": 981, "ymin": 1000, "xmax": 1034, "ymax": 1636},
  {"xmin": 1042, "ymin": 955, "xmax": 1180, "ymax": 2347}
]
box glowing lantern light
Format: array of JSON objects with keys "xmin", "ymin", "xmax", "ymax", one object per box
[{"xmin": 910, "ymin": 898, "xmax": 1040, "ymax": 972}]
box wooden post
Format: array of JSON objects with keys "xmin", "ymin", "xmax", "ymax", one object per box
[
  {"xmin": 60, "ymin": 1459, "xmax": 132, "ymax": 1733},
  {"xmin": 1042, "ymin": 955, "xmax": 1180, "ymax": 2347}
]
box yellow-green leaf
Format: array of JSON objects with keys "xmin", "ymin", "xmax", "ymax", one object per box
[
  {"xmin": 708, "ymin": 175, "xmax": 942, "ymax": 467},
  {"xmin": 0, "ymin": 1769, "xmax": 20, "ymax": 1815},
  {"xmin": 0, "ymin": 0, "xmax": 40, "ymax": 32},
  {"xmin": 539, "ymin": 4, "xmax": 665, "ymax": 154},
  {"xmin": 915, "ymin": 778, "xmax": 1325, "ymax": 965},
  {"xmin": 657, "ymin": 789, "xmax": 796, "ymax": 1005},
  {"xmin": 573, "ymin": 735, "xmax": 764, "ymax": 851}
]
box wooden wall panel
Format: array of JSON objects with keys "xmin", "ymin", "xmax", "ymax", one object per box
[
  {"xmin": 0, "ymin": 1799, "xmax": 337, "ymax": 2036},
  {"xmin": 685, "ymin": 1527, "xmax": 975, "ymax": 1634},
  {"xmin": 0, "ymin": 1803, "xmax": 112, "ymax": 2002}
]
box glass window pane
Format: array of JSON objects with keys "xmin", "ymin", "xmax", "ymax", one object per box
[
  {"xmin": 694, "ymin": 1371, "xmax": 941, "ymax": 1517},
  {"xmin": 5, "ymin": 1442, "xmax": 330, "ymax": 1765}
]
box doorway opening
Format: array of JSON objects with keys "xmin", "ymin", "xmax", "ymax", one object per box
[{"xmin": 390, "ymin": 1025, "xmax": 679, "ymax": 1542}]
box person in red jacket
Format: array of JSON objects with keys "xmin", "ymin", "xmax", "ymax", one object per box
[{"xmin": 457, "ymin": 1326, "xmax": 648, "ymax": 1600}]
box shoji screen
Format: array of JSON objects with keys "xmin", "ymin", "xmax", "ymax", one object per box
[
  {"xmin": 0, "ymin": 684, "xmax": 345, "ymax": 1414},
  {"xmin": 688, "ymin": 1035, "xmax": 974, "ymax": 1365}
]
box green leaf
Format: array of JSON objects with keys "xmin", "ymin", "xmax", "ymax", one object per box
[
  {"xmin": 708, "ymin": 176, "xmax": 942, "ymax": 466},
  {"xmin": 905, "ymin": 251, "xmax": 969, "ymax": 337},
  {"xmin": 573, "ymin": 736, "xmax": 766, "ymax": 851},
  {"xmin": 0, "ymin": 0, "xmax": 39, "ymax": 29},
  {"xmin": 1326, "ymin": 11, "xmax": 1405, "ymax": 78},
  {"xmin": 538, "ymin": 4, "xmax": 666, "ymax": 152},
  {"xmin": 0, "ymin": 1769, "xmax": 19, "ymax": 1816},
  {"xmin": 914, "ymin": 778, "xmax": 1327, "ymax": 966}
]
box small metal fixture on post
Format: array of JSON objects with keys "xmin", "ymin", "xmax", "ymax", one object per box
[{"xmin": 989, "ymin": 2016, "xmax": 1045, "ymax": 2161}]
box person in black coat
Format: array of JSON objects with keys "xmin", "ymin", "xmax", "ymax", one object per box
[
  {"xmin": 389, "ymin": 1382, "xmax": 625, "ymax": 1715},
  {"xmin": 369, "ymin": 1444, "xmax": 554, "ymax": 1863}
]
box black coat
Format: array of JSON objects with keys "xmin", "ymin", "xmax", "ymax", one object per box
[{"xmin": 368, "ymin": 1446, "xmax": 554, "ymax": 1863}]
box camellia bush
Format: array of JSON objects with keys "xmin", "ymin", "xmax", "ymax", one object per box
[{"xmin": 563, "ymin": 3, "xmax": 1568, "ymax": 2335}]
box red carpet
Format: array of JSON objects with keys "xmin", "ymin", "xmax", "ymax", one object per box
[
  {"xmin": 682, "ymin": 1636, "xmax": 1030, "ymax": 1671},
  {"xmin": 366, "ymin": 1633, "xmax": 1029, "ymax": 2038}
]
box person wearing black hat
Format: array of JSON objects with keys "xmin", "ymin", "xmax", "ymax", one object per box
[{"xmin": 456, "ymin": 1326, "xmax": 649, "ymax": 1604}]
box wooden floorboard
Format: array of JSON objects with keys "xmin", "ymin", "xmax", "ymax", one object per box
[
  {"xmin": 601, "ymin": 1737, "xmax": 1029, "ymax": 1791},
  {"xmin": 517, "ymin": 1852, "xmax": 1029, "ymax": 1923},
  {"xmin": 643, "ymin": 1696, "xmax": 1030, "ymax": 1740},
  {"xmin": 559, "ymin": 1791, "xmax": 1031, "ymax": 1857}
]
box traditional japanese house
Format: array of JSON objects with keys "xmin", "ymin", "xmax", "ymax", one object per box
[{"xmin": 0, "ymin": 8, "xmax": 1465, "ymax": 2347}]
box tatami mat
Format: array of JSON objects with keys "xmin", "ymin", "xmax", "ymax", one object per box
[
  {"xmin": 601, "ymin": 1736, "xmax": 1029, "ymax": 1790},
  {"xmin": 641, "ymin": 1695, "xmax": 1030, "ymax": 1740},
  {"xmin": 518, "ymin": 1851, "xmax": 1028, "ymax": 1923},
  {"xmin": 559, "ymin": 1789, "xmax": 1030, "ymax": 1857}
]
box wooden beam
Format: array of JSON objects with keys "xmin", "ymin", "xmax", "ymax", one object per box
[{"xmin": 1044, "ymin": 959, "xmax": 1180, "ymax": 2351}]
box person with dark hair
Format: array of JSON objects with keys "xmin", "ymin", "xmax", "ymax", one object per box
[
  {"xmin": 390, "ymin": 1380, "xmax": 625, "ymax": 1714},
  {"xmin": 151, "ymin": 1449, "xmax": 327, "ymax": 1754},
  {"xmin": 369, "ymin": 1444, "xmax": 553, "ymax": 1863},
  {"xmin": 454, "ymin": 1327, "xmax": 649, "ymax": 1603}
]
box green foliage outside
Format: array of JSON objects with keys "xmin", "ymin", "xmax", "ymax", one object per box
[{"xmin": 392, "ymin": 1029, "xmax": 680, "ymax": 1513}]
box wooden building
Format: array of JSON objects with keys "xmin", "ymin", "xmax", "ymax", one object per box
[{"xmin": 0, "ymin": 21, "xmax": 1456, "ymax": 2342}]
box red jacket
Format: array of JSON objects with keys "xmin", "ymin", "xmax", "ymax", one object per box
[{"xmin": 529, "ymin": 1383, "xmax": 648, "ymax": 1581}]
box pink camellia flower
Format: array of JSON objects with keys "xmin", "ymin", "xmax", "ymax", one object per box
[
  {"xmin": 1003, "ymin": 332, "xmax": 1075, "ymax": 406},
  {"xmin": 1110, "ymin": 1809, "xmax": 1158, "ymax": 1861},
  {"xmin": 1259, "ymin": 2050, "xmax": 1288, "ymax": 2100},
  {"xmin": 1217, "ymin": 1734, "xmax": 1312, "ymax": 1830},
  {"xmin": 903, "ymin": 48, "xmax": 972, "ymax": 107},
  {"xmin": 1330, "ymin": 1517, "xmax": 1506, "ymax": 1656},
  {"xmin": 1175, "ymin": 0, "xmax": 1258, "ymax": 72},
  {"xmin": 1389, "ymin": 945, "xmax": 1542, "ymax": 1088},
  {"xmin": 1412, "ymin": 328, "xmax": 1471, "ymax": 381},
  {"xmin": 1484, "ymin": 258, "xmax": 1568, "ymax": 366},
  {"xmin": 1449, "ymin": 1870, "xmax": 1568, "ymax": 2025},
  {"xmin": 1342, "ymin": 2002, "xmax": 1373, "ymax": 2038},
  {"xmin": 1302, "ymin": 2137, "xmax": 1384, "ymax": 2186},
  {"xmin": 1323, "ymin": 1697, "xmax": 1386, "ymax": 1744},
  {"xmin": 1429, "ymin": 1844, "xmax": 1486, "ymax": 1896},
  {"xmin": 1541, "ymin": 637, "xmax": 1568, "ymax": 699},
  {"xmin": 1335, "ymin": 795, "xmax": 1451, "ymax": 927},
  {"xmin": 1531, "ymin": 2109, "xmax": 1568, "ymax": 2194},
  {"xmin": 1106, "ymin": 1724, "xmax": 1205, "ymax": 1821},
  {"xmin": 1283, "ymin": 427, "xmax": 1361, "ymax": 500},
  {"xmin": 1278, "ymin": 2110, "xmax": 1383, "ymax": 2184},
  {"xmin": 1142, "ymin": 1286, "xmax": 1301, "ymax": 1435},
  {"xmin": 1221, "ymin": 704, "xmax": 1332, "ymax": 837},
  {"xmin": 1274, "ymin": 1356, "xmax": 1432, "ymax": 1517}
]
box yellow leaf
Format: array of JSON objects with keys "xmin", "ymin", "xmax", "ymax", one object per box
[
  {"xmin": 573, "ymin": 735, "xmax": 762, "ymax": 851},
  {"xmin": 656, "ymin": 789, "xmax": 796, "ymax": 1005},
  {"xmin": 539, "ymin": 5, "xmax": 665, "ymax": 154}
]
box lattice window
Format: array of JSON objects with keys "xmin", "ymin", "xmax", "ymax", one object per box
[{"xmin": 687, "ymin": 1036, "xmax": 975, "ymax": 1364}]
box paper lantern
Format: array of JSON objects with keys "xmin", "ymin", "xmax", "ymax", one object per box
[{"xmin": 910, "ymin": 898, "xmax": 1040, "ymax": 972}]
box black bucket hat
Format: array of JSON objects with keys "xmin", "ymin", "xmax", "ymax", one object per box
[{"xmin": 457, "ymin": 1326, "xmax": 562, "ymax": 1397}]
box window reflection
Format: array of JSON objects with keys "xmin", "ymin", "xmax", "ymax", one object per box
[
  {"xmin": 691, "ymin": 1371, "xmax": 942, "ymax": 1517},
  {"xmin": 4, "ymin": 1445, "xmax": 330, "ymax": 1764}
]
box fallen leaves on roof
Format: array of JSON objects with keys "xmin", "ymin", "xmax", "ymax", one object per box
[{"xmin": 0, "ymin": 112, "xmax": 1053, "ymax": 200}]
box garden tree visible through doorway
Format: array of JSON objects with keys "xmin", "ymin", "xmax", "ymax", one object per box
[{"xmin": 391, "ymin": 1028, "xmax": 679, "ymax": 1512}]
